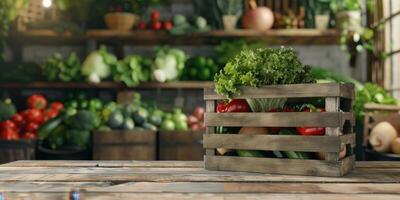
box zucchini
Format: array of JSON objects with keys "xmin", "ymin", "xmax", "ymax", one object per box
[{"xmin": 278, "ymin": 129, "xmax": 311, "ymax": 159}]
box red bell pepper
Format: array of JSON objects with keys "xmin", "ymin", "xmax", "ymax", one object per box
[
  {"xmin": 296, "ymin": 105, "xmax": 325, "ymax": 136},
  {"xmin": 217, "ymin": 99, "xmax": 250, "ymax": 113}
]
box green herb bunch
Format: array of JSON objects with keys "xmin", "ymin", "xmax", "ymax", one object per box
[{"xmin": 214, "ymin": 47, "xmax": 316, "ymax": 98}]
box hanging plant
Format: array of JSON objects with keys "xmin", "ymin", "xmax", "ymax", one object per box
[{"xmin": 0, "ymin": 0, "xmax": 28, "ymax": 60}]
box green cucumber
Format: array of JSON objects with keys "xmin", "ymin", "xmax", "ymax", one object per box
[
  {"xmin": 38, "ymin": 109, "xmax": 75, "ymax": 140},
  {"xmin": 278, "ymin": 129, "xmax": 311, "ymax": 160}
]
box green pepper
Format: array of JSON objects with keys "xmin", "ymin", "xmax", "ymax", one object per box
[{"xmin": 65, "ymin": 100, "xmax": 78, "ymax": 109}]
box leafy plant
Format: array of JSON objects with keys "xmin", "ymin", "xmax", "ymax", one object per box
[
  {"xmin": 214, "ymin": 47, "xmax": 315, "ymax": 98},
  {"xmin": 216, "ymin": 0, "xmax": 243, "ymax": 16},
  {"xmin": 0, "ymin": 0, "xmax": 28, "ymax": 59},
  {"xmin": 330, "ymin": 0, "xmax": 361, "ymax": 11},
  {"xmin": 215, "ymin": 40, "xmax": 264, "ymax": 67},
  {"xmin": 113, "ymin": 55, "xmax": 150, "ymax": 87},
  {"xmin": 41, "ymin": 53, "xmax": 82, "ymax": 82},
  {"xmin": 354, "ymin": 83, "xmax": 398, "ymax": 120}
]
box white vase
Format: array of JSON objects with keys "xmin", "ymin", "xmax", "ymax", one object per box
[
  {"xmin": 223, "ymin": 15, "xmax": 238, "ymax": 31},
  {"xmin": 315, "ymin": 14, "xmax": 329, "ymax": 30}
]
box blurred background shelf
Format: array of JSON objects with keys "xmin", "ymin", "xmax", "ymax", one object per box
[
  {"xmin": 0, "ymin": 81, "xmax": 213, "ymax": 90},
  {"xmin": 10, "ymin": 29, "xmax": 339, "ymax": 46}
]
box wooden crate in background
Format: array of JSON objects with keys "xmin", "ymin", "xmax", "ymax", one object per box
[
  {"xmin": 203, "ymin": 83, "xmax": 355, "ymax": 177},
  {"xmin": 158, "ymin": 131, "xmax": 204, "ymax": 161},
  {"xmin": 93, "ymin": 130, "xmax": 157, "ymax": 160},
  {"xmin": 0, "ymin": 140, "xmax": 36, "ymax": 164}
]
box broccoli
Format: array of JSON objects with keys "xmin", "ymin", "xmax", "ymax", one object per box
[{"xmin": 65, "ymin": 110, "xmax": 97, "ymax": 131}]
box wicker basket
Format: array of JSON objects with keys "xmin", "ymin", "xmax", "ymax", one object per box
[{"xmin": 104, "ymin": 12, "xmax": 139, "ymax": 31}]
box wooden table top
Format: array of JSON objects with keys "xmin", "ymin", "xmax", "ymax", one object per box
[{"xmin": 0, "ymin": 161, "xmax": 399, "ymax": 200}]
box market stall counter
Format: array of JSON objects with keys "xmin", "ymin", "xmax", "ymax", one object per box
[{"xmin": 0, "ymin": 160, "xmax": 399, "ymax": 199}]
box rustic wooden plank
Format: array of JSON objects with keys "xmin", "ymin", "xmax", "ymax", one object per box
[
  {"xmin": 0, "ymin": 160, "xmax": 203, "ymax": 168},
  {"xmin": 0, "ymin": 182, "xmax": 111, "ymax": 192},
  {"xmin": 4, "ymin": 193, "xmax": 400, "ymax": 200},
  {"xmin": 205, "ymin": 100, "xmax": 216, "ymax": 156},
  {"xmin": 204, "ymin": 112, "xmax": 353, "ymax": 127},
  {"xmin": 340, "ymin": 133, "xmax": 356, "ymax": 148},
  {"xmin": 204, "ymin": 83, "xmax": 353, "ymax": 100},
  {"xmin": 84, "ymin": 182, "xmax": 400, "ymax": 194},
  {"xmin": 1, "ymin": 164, "xmax": 400, "ymax": 183},
  {"xmin": 3, "ymin": 181, "xmax": 400, "ymax": 194},
  {"xmin": 356, "ymin": 161, "xmax": 400, "ymax": 168},
  {"xmin": 203, "ymin": 134, "xmax": 344, "ymax": 152},
  {"xmin": 340, "ymin": 84, "xmax": 355, "ymax": 100},
  {"xmin": 204, "ymin": 156, "xmax": 357, "ymax": 177},
  {"xmin": 340, "ymin": 154, "xmax": 356, "ymax": 176},
  {"xmin": 325, "ymin": 97, "xmax": 341, "ymax": 161},
  {"xmin": 364, "ymin": 103, "xmax": 400, "ymax": 111},
  {"xmin": 0, "ymin": 81, "xmax": 213, "ymax": 90}
]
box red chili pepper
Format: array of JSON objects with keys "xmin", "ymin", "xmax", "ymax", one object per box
[{"xmin": 296, "ymin": 106, "xmax": 325, "ymax": 136}]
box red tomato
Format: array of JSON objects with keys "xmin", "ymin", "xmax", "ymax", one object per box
[
  {"xmin": 0, "ymin": 129, "xmax": 19, "ymax": 140},
  {"xmin": 11, "ymin": 113, "xmax": 25, "ymax": 128},
  {"xmin": 22, "ymin": 132, "xmax": 36, "ymax": 140},
  {"xmin": 0, "ymin": 120, "xmax": 17, "ymax": 131},
  {"xmin": 43, "ymin": 109, "xmax": 59, "ymax": 122},
  {"xmin": 22, "ymin": 109, "xmax": 43, "ymax": 124},
  {"xmin": 152, "ymin": 21, "xmax": 162, "ymax": 30},
  {"xmin": 162, "ymin": 21, "xmax": 173, "ymax": 30},
  {"xmin": 137, "ymin": 21, "xmax": 147, "ymax": 30},
  {"xmin": 151, "ymin": 10, "xmax": 160, "ymax": 21},
  {"xmin": 25, "ymin": 122, "xmax": 39, "ymax": 133},
  {"xmin": 50, "ymin": 102, "xmax": 64, "ymax": 111},
  {"xmin": 26, "ymin": 94, "xmax": 47, "ymax": 110}
]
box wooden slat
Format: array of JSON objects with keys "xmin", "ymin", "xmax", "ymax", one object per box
[
  {"xmin": 364, "ymin": 103, "xmax": 400, "ymax": 111},
  {"xmin": 0, "ymin": 81, "xmax": 213, "ymax": 90},
  {"xmin": 205, "ymin": 156, "xmax": 355, "ymax": 177},
  {"xmin": 204, "ymin": 83, "xmax": 354, "ymax": 100},
  {"xmin": 3, "ymin": 182, "xmax": 400, "ymax": 194},
  {"xmin": 205, "ymin": 101, "xmax": 216, "ymax": 157},
  {"xmin": 0, "ymin": 160, "xmax": 203, "ymax": 168},
  {"xmin": 1, "ymin": 162, "xmax": 400, "ymax": 183},
  {"xmin": 203, "ymin": 134, "xmax": 354, "ymax": 152},
  {"xmin": 159, "ymin": 131, "xmax": 204, "ymax": 161},
  {"xmin": 325, "ymin": 97, "xmax": 341, "ymax": 161},
  {"xmin": 4, "ymin": 193, "xmax": 400, "ymax": 200},
  {"xmin": 204, "ymin": 112, "xmax": 353, "ymax": 127}
]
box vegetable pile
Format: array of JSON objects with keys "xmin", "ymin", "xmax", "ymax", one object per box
[
  {"xmin": 0, "ymin": 95, "xmax": 63, "ymax": 141},
  {"xmin": 181, "ymin": 56, "xmax": 219, "ymax": 81},
  {"xmin": 214, "ymin": 47, "xmax": 315, "ymax": 98},
  {"xmin": 42, "ymin": 53, "xmax": 82, "ymax": 82}
]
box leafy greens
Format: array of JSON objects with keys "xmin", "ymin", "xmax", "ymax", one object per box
[{"xmin": 214, "ymin": 47, "xmax": 316, "ymax": 98}]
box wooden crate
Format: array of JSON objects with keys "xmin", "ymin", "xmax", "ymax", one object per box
[
  {"xmin": 93, "ymin": 130, "xmax": 156, "ymax": 160},
  {"xmin": 158, "ymin": 131, "xmax": 204, "ymax": 161},
  {"xmin": 203, "ymin": 83, "xmax": 355, "ymax": 177},
  {"xmin": 0, "ymin": 140, "xmax": 36, "ymax": 164}
]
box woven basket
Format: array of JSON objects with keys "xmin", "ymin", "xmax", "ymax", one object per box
[{"xmin": 104, "ymin": 12, "xmax": 139, "ymax": 31}]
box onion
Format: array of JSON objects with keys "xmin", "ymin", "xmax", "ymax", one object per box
[
  {"xmin": 242, "ymin": 0, "xmax": 274, "ymax": 31},
  {"xmin": 316, "ymin": 144, "xmax": 346, "ymax": 160},
  {"xmin": 391, "ymin": 137, "xmax": 400, "ymax": 154},
  {"xmin": 369, "ymin": 122, "xmax": 398, "ymax": 153},
  {"xmin": 187, "ymin": 115, "xmax": 199, "ymax": 125},
  {"xmin": 192, "ymin": 107, "xmax": 205, "ymax": 121}
]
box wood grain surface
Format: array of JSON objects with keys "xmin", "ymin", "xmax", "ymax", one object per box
[{"xmin": 0, "ymin": 161, "xmax": 399, "ymax": 199}]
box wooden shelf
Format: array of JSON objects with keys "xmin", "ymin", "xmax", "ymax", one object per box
[
  {"xmin": 0, "ymin": 81, "xmax": 213, "ymax": 90},
  {"xmin": 11, "ymin": 29, "xmax": 339, "ymax": 46}
]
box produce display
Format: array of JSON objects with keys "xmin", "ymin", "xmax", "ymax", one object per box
[
  {"xmin": 181, "ymin": 56, "xmax": 219, "ymax": 81},
  {"xmin": 0, "ymin": 95, "xmax": 63, "ymax": 141},
  {"xmin": 212, "ymin": 47, "xmax": 348, "ymax": 160}
]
